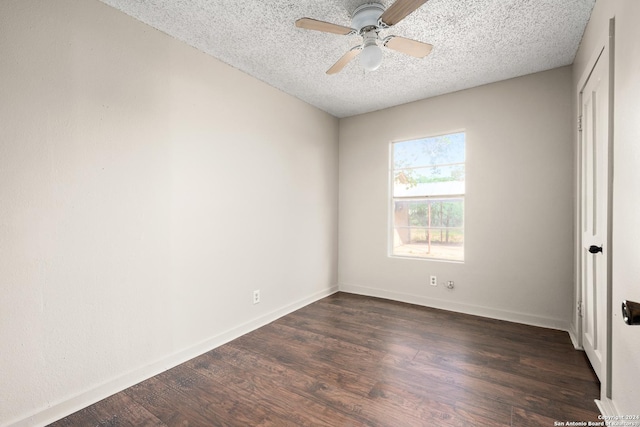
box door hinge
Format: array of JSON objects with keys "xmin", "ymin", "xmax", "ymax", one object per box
[
  {"xmin": 578, "ymin": 300, "xmax": 584, "ymax": 318},
  {"xmin": 578, "ymin": 115, "xmax": 583, "ymax": 132}
]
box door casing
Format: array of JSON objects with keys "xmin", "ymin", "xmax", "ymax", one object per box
[{"xmin": 574, "ymin": 19, "xmax": 615, "ymax": 401}]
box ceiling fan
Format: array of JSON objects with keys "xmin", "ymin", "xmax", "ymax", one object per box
[{"xmin": 295, "ymin": 0, "xmax": 433, "ymax": 75}]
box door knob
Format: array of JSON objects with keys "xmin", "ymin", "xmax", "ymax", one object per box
[
  {"xmin": 622, "ymin": 300, "xmax": 640, "ymax": 325},
  {"xmin": 589, "ymin": 245, "xmax": 603, "ymax": 254}
]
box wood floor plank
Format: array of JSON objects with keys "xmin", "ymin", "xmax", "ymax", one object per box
[
  {"xmin": 280, "ymin": 308, "xmax": 422, "ymax": 361},
  {"xmin": 412, "ymin": 347, "xmax": 599, "ymax": 410},
  {"xmin": 366, "ymin": 379, "xmax": 512, "ymax": 426},
  {"xmin": 217, "ymin": 341, "xmax": 374, "ymax": 399},
  {"xmin": 228, "ymin": 328, "xmax": 514, "ymax": 426},
  {"xmin": 48, "ymin": 292, "xmax": 601, "ymax": 426},
  {"xmin": 226, "ymin": 334, "xmax": 428, "ymax": 426},
  {"xmin": 123, "ymin": 375, "xmax": 230, "ymax": 426},
  {"xmin": 185, "ymin": 350, "xmax": 364, "ymax": 427},
  {"xmin": 47, "ymin": 406, "xmax": 101, "ymax": 427},
  {"xmin": 230, "ymin": 323, "xmax": 384, "ymax": 387},
  {"xmin": 49, "ymin": 391, "xmax": 166, "ymax": 427},
  {"xmin": 158, "ymin": 364, "xmax": 293, "ymax": 427},
  {"xmin": 510, "ymin": 405, "xmax": 601, "ymax": 427},
  {"xmin": 300, "ymin": 296, "xmax": 580, "ymax": 368}
]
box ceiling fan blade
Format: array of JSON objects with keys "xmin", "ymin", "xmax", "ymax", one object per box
[
  {"xmin": 379, "ymin": 0, "xmax": 429, "ymax": 26},
  {"xmin": 295, "ymin": 18, "xmax": 354, "ymax": 35},
  {"xmin": 326, "ymin": 48, "xmax": 361, "ymax": 75},
  {"xmin": 384, "ymin": 35, "xmax": 433, "ymax": 58}
]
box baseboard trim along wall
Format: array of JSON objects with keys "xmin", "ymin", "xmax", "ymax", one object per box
[
  {"xmin": 8, "ymin": 286, "xmax": 339, "ymax": 427},
  {"xmin": 567, "ymin": 325, "xmax": 582, "ymax": 350},
  {"xmin": 595, "ymin": 397, "xmax": 620, "ymax": 419},
  {"xmin": 339, "ymin": 283, "xmax": 572, "ymax": 333}
]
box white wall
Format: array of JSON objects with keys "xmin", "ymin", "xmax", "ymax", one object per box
[
  {"xmin": 0, "ymin": 0, "xmax": 339, "ymax": 425},
  {"xmin": 339, "ymin": 67, "xmax": 574, "ymax": 329},
  {"xmin": 572, "ymin": 0, "xmax": 640, "ymax": 415}
]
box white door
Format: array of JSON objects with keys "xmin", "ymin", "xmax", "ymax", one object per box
[
  {"xmin": 580, "ymin": 46, "xmax": 609, "ymax": 383},
  {"xmin": 610, "ymin": 5, "xmax": 640, "ymax": 413}
]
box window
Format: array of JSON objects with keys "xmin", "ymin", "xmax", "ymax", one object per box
[{"xmin": 390, "ymin": 132, "xmax": 465, "ymax": 261}]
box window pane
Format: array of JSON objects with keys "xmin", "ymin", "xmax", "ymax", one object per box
[
  {"xmin": 393, "ymin": 132, "xmax": 465, "ymax": 169},
  {"xmin": 394, "ymin": 199, "xmax": 463, "ymax": 228},
  {"xmin": 433, "ymin": 199, "xmax": 464, "ymax": 228},
  {"xmin": 392, "ymin": 198, "xmax": 464, "ymax": 261},
  {"xmin": 393, "ymin": 164, "xmax": 465, "ymax": 197}
]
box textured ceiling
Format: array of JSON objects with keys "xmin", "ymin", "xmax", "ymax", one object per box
[{"xmin": 98, "ymin": 0, "xmax": 596, "ymax": 118}]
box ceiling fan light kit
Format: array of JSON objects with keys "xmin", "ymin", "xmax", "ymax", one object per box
[
  {"xmin": 353, "ymin": 3, "xmax": 384, "ymax": 71},
  {"xmin": 360, "ymin": 30, "xmax": 383, "ymax": 71},
  {"xmin": 295, "ymin": 0, "xmax": 433, "ymax": 75}
]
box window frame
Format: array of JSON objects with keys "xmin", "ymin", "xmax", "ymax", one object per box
[{"xmin": 389, "ymin": 132, "xmax": 466, "ymax": 262}]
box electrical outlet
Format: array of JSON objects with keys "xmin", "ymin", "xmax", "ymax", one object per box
[
  {"xmin": 430, "ymin": 276, "xmax": 437, "ymax": 286},
  {"xmin": 253, "ymin": 290, "xmax": 260, "ymax": 304},
  {"xmin": 447, "ymin": 281, "xmax": 454, "ymax": 290}
]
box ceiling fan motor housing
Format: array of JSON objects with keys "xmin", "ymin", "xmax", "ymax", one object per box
[{"xmin": 351, "ymin": 3, "xmax": 385, "ymax": 33}]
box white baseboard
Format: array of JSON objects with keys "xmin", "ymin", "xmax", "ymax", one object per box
[
  {"xmin": 7, "ymin": 286, "xmax": 339, "ymax": 427},
  {"xmin": 339, "ymin": 283, "xmax": 571, "ymax": 332},
  {"xmin": 595, "ymin": 397, "xmax": 619, "ymax": 418},
  {"xmin": 567, "ymin": 326, "xmax": 582, "ymax": 350}
]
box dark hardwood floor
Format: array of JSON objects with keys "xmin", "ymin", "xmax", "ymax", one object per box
[{"xmin": 49, "ymin": 292, "xmax": 601, "ymax": 426}]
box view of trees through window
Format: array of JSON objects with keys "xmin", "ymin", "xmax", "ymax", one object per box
[{"xmin": 391, "ymin": 132, "xmax": 465, "ymax": 261}]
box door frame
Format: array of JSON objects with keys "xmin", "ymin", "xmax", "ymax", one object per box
[{"xmin": 574, "ymin": 19, "xmax": 615, "ymax": 402}]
